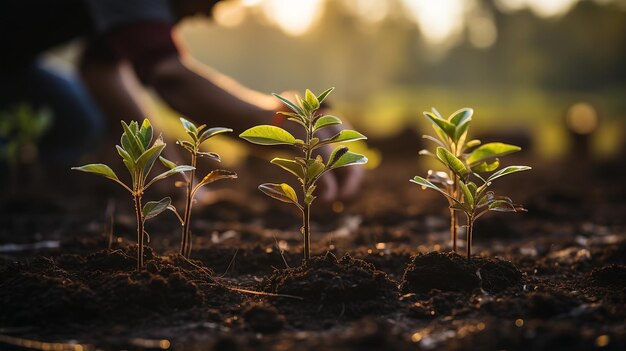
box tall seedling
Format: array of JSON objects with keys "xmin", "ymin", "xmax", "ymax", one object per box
[
  {"xmin": 164, "ymin": 118, "xmax": 237, "ymax": 258},
  {"xmin": 418, "ymin": 108, "xmax": 474, "ymax": 252},
  {"xmin": 240, "ymin": 88, "xmax": 368, "ymax": 260},
  {"xmin": 73, "ymin": 119, "xmax": 194, "ymax": 269},
  {"xmin": 414, "ymin": 108, "xmax": 530, "ymax": 258}
]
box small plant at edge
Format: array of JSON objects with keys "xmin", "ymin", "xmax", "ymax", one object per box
[
  {"xmin": 72, "ymin": 119, "xmax": 194, "ymax": 269},
  {"xmin": 239, "ymin": 87, "xmax": 368, "ymax": 261},
  {"xmin": 413, "ymin": 107, "xmax": 531, "ymax": 259}
]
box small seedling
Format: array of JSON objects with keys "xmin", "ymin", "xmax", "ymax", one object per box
[
  {"xmin": 0, "ymin": 104, "xmax": 52, "ymax": 191},
  {"xmin": 240, "ymin": 87, "xmax": 368, "ymax": 260},
  {"xmin": 73, "ymin": 119, "xmax": 194, "ymax": 269},
  {"xmin": 413, "ymin": 108, "xmax": 530, "ymax": 259},
  {"xmin": 165, "ymin": 117, "xmax": 237, "ymax": 258}
]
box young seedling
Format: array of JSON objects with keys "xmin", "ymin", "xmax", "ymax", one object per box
[
  {"xmin": 239, "ymin": 87, "xmax": 368, "ymax": 261},
  {"xmin": 417, "ymin": 108, "xmax": 473, "ymax": 252},
  {"xmin": 164, "ymin": 117, "xmax": 237, "ymax": 258},
  {"xmin": 0, "ymin": 104, "xmax": 52, "ymax": 191},
  {"xmin": 413, "ymin": 108, "xmax": 530, "ymax": 259},
  {"xmin": 72, "ymin": 119, "xmax": 194, "ymax": 269}
]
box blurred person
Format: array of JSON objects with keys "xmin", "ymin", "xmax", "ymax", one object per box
[{"xmin": 0, "ymin": 0, "xmax": 362, "ymax": 202}]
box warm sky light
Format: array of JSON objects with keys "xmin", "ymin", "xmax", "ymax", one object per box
[{"xmin": 228, "ymin": 0, "xmax": 584, "ymax": 43}]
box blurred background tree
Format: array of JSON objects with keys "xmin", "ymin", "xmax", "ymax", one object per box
[{"xmin": 45, "ymin": 0, "xmax": 626, "ymax": 162}]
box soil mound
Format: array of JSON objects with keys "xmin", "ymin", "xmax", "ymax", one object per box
[
  {"xmin": 400, "ymin": 251, "xmax": 521, "ymax": 294},
  {"xmin": 262, "ymin": 253, "xmax": 398, "ymax": 318},
  {"xmin": 241, "ymin": 302, "xmax": 286, "ymax": 333},
  {"xmin": 0, "ymin": 246, "xmax": 235, "ymax": 326}
]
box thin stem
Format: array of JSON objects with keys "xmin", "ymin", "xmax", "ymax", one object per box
[
  {"xmin": 303, "ymin": 204, "xmax": 311, "ymax": 261},
  {"xmin": 466, "ymin": 215, "xmax": 474, "ymax": 260},
  {"xmin": 449, "ymin": 208, "xmax": 457, "ymax": 253},
  {"xmin": 133, "ymin": 193, "xmax": 144, "ymax": 269},
  {"xmin": 181, "ymin": 151, "xmax": 197, "ymax": 257},
  {"xmin": 301, "ymin": 113, "xmax": 314, "ymax": 261}
]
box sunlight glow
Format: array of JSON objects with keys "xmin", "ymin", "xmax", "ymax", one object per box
[
  {"xmin": 468, "ymin": 16, "xmax": 497, "ymax": 49},
  {"xmin": 213, "ymin": 1, "xmax": 246, "ymax": 27},
  {"xmin": 401, "ymin": 0, "xmax": 466, "ymax": 45},
  {"xmin": 343, "ymin": 0, "xmax": 389, "ymax": 23},
  {"xmin": 261, "ymin": 0, "xmax": 324, "ymax": 36},
  {"xmin": 497, "ymin": 0, "xmax": 579, "ymax": 17}
]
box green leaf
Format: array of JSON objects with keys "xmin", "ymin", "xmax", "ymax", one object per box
[
  {"xmin": 287, "ymin": 117, "xmax": 307, "ymax": 129},
  {"xmin": 436, "ymin": 147, "xmax": 468, "ymax": 178},
  {"xmin": 120, "ymin": 121, "xmax": 144, "ymax": 159},
  {"xmin": 159, "ymin": 156, "xmax": 177, "ymax": 169},
  {"xmin": 319, "ymin": 129, "xmax": 367, "ymax": 146},
  {"xmin": 410, "ymin": 176, "xmax": 461, "ymax": 205},
  {"xmin": 199, "ymin": 127, "xmax": 232, "ymax": 143},
  {"xmin": 147, "ymin": 165, "xmax": 195, "ymax": 186},
  {"xmin": 467, "ymin": 182, "xmax": 478, "ymax": 197},
  {"xmin": 136, "ymin": 137, "xmax": 165, "ymax": 180},
  {"xmin": 316, "ymin": 87, "xmax": 334, "ymax": 104},
  {"xmin": 327, "ymin": 150, "xmax": 367, "ymax": 170},
  {"xmin": 454, "ymin": 120, "xmax": 471, "ymax": 143},
  {"xmin": 116, "ymin": 145, "xmax": 133, "ymax": 164},
  {"xmin": 327, "ymin": 146, "xmax": 348, "ymax": 168},
  {"xmin": 486, "ymin": 165, "xmax": 531, "ymax": 183},
  {"xmin": 488, "ymin": 200, "xmax": 517, "ymax": 212},
  {"xmin": 239, "ymin": 125, "xmax": 296, "ymax": 145},
  {"xmin": 422, "ymin": 135, "xmax": 446, "ymax": 148},
  {"xmin": 259, "ymin": 183, "xmax": 299, "ymax": 206},
  {"xmin": 313, "ymin": 115, "xmax": 342, "ymax": 131},
  {"xmin": 72, "ymin": 164, "xmax": 119, "ymax": 181},
  {"xmin": 449, "ymin": 108, "xmax": 473, "ymax": 126},
  {"xmin": 459, "ymin": 180, "xmax": 474, "ymax": 208},
  {"xmin": 472, "ymin": 159, "xmax": 500, "ymax": 173},
  {"xmin": 431, "ymin": 107, "xmax": 443, "ymax": 118},
  {"xmin": 143, "ymin": 197, "xmax": 172, "ymax": 220},
  {"xmin": 477, "ymin": 191, "xmax": 495, "ymax": 208},
  {"xmin": 196, "ymin": 170, "xmax": 237, "ymax": 187},
  {"xmin": 423, "ymin": 111, "xmax": 455, "ymax": 139},
  {"xmin": 304, "ymin": 89, "xmax": 320, "ymax": 110},
  {"xmin": 138, "ymin": 119, "xmax": 153, "ymax": 149},
  {"xmin": 197, "ymin": 151, "xmax": 221, "ymax": 162},
  {"xmin": 467, "ymin": 143, "xmax": 521, "ymax": 166},
  {"xmin": 180, "ymin": 117, "xmax": 198, "ymax": 136},
  {"xmin": 271, "ymin": 158, "xmax": 305, "ymax": 179},
  {"xmin": 273, "ymin": 93, "xmax": 305, "ymax": 116},
  {"xmin": 306, "ymin": 156, "xmax": 325, "ymax": 179},
  {"xmin": 465, "ymin": 139, "xmax": 481, "ymax": 149}
]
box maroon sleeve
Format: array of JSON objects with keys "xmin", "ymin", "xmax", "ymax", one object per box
[{"xmin": 85, "ymin": 22, "xmax": 179, "ymax": 84}]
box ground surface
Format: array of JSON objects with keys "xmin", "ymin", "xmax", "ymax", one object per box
[{"xmin": 1, "ymin": 154, "xmax": 625, "ymax": 351}]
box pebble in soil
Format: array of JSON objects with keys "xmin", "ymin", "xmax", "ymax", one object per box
[
  {"xmin": 0, "ymin": 246, "xmax": 240, "ymax": 326},
  {"xmin": 400, "ymin": 251, "xmax": 522, "ymax": 294},
  {"xmin": 260, "ymin": 253, "xmax": 399, "ymax": 323}
]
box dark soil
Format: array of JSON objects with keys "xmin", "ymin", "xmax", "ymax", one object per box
[
  {"xmin": 400, "ymin": 251, "xmax": 522, "ymax": 294},
  {"xmin": 261, "ymin": 253, "xmax": 398, "ymax": 321},
  {"xmin": 1, "ymin": 157, "xmax": 626, "ymax": 350},
  {"xmin": 0, "ymin": 246, "xmax": 241, "ymax": 327}
]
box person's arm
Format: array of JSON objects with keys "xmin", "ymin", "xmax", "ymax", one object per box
[
  {"xmin": 151, "ymin": 55, "xmax": 277, "ymax": 134},
  {"xmin": 79, "ymin": 58, "xmax": 146, "ymax": 129}
]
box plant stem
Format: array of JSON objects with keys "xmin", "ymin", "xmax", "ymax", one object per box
[
  {"xmin": 181, "ymin": 152, "xmax": 197, "ymax": 257},
  {"xmin": 133, "ymin": 193, "xmax": 144, "ymax": 269},
  {"xmin": 303, "ymin": 203, "xmax": 311, "ymax": 261},
  {"xmin": 301, "ymin": 115, "xmax": 314, "ymax": 261},
  {"xmin": 466, "ymin": 216, "xmax": 474, "ymax": 260},
  {"xmin": 449, "ymin": 208, "xmax": 457, "ymax": 252}
]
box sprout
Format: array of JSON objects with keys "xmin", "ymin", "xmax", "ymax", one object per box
[
  {"xmin": 72, "ymin": 119, "xmax": 194, "ymax": 269},
  {"xmin": 413, "ymin": 108, "xmax": 530, "ymax": 259},
  {"xmin": 240, "ymin": 88, "xmax": 368, "ymax": 261},
  {"xmin": 165, "ymin": 118, "xmax": 237, "ymax": 258}
]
